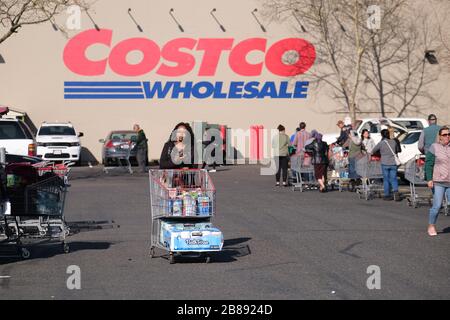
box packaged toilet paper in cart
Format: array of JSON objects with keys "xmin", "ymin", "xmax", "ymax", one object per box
[{"xmin": 160, "ymin": 220, "xmax": 223, "ymax": 252}]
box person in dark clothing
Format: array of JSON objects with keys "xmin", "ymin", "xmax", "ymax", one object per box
[
  {"xmin": 133, "ymin": 124, "xmax": 148, "ymax": 173},
  {"xmin": 272, "ymin": 125, "xmax": 290, "ymax": 187},
  {"xmin": 335, "ymin": 120, "xmax": 351, "ymax": 147},
  {"xmin": 305, "ymin": 130, "xmax": 329, "ymax": 192},
  {"xmin": 159, "ymin": 122, "xmax": 196, "ymax": 169}
]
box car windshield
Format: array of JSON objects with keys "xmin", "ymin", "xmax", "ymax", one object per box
[
  {"xmin": 394, "ymin": 120, "xmax": 424, "ymax": 130},
  {"xmin": 39, "ymin": 126, "xmax": 76, "ymax": 136},
  {"xmin": 400, "ymin": 132, "xmax": 421, "ymax": 145},
  {"xmin": 110, "ymin": 133, "xmax": 137, "ymax": 141},
  {"xmin": 0, "ymin": 121, "xmax": 26, "ymax": 139}
]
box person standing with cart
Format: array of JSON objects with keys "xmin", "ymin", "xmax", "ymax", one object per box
[
  {"xmin": 419, "ymin": 114, "xmax": 441, "ymax": 155},
  {"xmin": 371, "ymin": 129, "xmax": 402, "ymax": 201},
  {"xmin": 305, "ymin": 130, "xmax": 329, "ymax": 193},
  {"xmin": 273, "ymin": 125, "xmax": 290, "ymax": 187},
  {"xmin": 159, "ymin": 122, "xmax": 196, "ymax": 170},
  {"xmin": 133, "ymin": 124, "xmax": 148, "ymax": 173},
  {"xmin": 425, "ymin": 126, "xmax": 450, "ymax": 237}
]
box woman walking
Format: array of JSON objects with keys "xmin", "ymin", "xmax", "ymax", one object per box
[
  {"xmin": 273, "ymin": 125, "xmax": 290, "ymax": 187},
  {"xmin": 305, "ymin": 130, "xmax": 329, "ymax": 192},
  {"xmin": 371, "ymin": 129, "xmax": 402, "ymax": 201},
  {"xmin": 425, "ymin": 127, "xmax": 450, "ymax": 237}
]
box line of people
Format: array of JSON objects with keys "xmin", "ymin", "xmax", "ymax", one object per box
[{"xmin": 273, "ymin": 115, "xmax": 449, "ymax": 237}]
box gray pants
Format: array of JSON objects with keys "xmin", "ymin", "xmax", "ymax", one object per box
[{"xmin": 136, "ymin": 147, "xmax": 147, "ymax": 173}]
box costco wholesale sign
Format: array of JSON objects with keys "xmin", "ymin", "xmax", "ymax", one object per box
[{"xmin": 63, "ymin": 29, "xmax": 316, "ymax": 100}]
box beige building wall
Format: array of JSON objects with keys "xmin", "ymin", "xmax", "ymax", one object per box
[{"xmin": 0, "ymin": 0, "xmax": 449, "ymax": 161}]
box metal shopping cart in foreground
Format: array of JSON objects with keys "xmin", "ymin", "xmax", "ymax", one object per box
[
  {"xmin": 36, "ymin": 161, "xmax": 74, "ymax": 186},
  {"xmin": 149, "ymin": 169, "xmax": 223, "ymax": 264},
  {"xmin": 0, "ymin": 176, "xmax": 70, "ymax": 259},
  {"xmin": 290, "ymin": 154, "xmax": 318, "ymax": 192},
  {"xmin": 355, "ymin": 156, "xmax": 383, "ymax": 200},
  {"xmin": 405, "ymin": 155, "xmax": 449, "ymax": 215}
]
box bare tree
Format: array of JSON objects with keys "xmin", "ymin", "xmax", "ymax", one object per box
[
  {"xmin": 432, "ymin": 0, "xmax": 450, "ymax": 70},
  {"xmin": 0, "ymin": 0, "xmax": 89, "ymax": 46},
  {"xmin": 361, "ymin": 1, "xmax": 441, "ymax": 117},
  {"xmin": 263, "ymin": 0, "xmax": 379, "ymax": 122},
  {"xmin": 262, "ymin": 0, "xmax": 442, "ymax": 119}
]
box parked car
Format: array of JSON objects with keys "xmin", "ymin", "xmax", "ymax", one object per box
[
  {"xmin": 36, "ymin": 122, "xmax": 83, "ymax": 164},
  {"xmin": 100, "ymin": 130, "xmax": 145, "ymax": 166},
  {"xmin": 5, "ymin": 154, "xmax": 43, "ymax": 165},
  {"xmin": 322, "ymin": 117, "xmax": 428, "ymax": 146},
  {"xmin": 0, "ymin": 118, "xmax": 36, "ymax": 156},
  {"xmin": 397, "ymin": 130, "xmax": 422, "ymax": 164}
]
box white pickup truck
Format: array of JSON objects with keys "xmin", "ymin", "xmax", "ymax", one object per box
[
  {"xmin": 0, "ymin": 118, "xmax": 36, "ymax": 156},
  {"xmin": 322, "ymin": 118, "xmax": 428, "ymax": 146}
]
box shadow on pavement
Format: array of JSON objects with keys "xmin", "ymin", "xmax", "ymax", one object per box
[
  {"xmin": 155, "ymin": 237, "xmax": 252, "ymax": 264},
  {"xmin": 0, "ymin": 241, "xmax": 113, "ymax": 265},
  {"xmin": 440, "ymin": 227, "xmax": 450, "ymax": 234}
]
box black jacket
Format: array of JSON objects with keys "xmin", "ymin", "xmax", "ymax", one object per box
[
  {"xmin": 159, "ymin": 141, "xmax": 195, "ymax": 169},
  {"xmin": 305, "ymin": 139, "xmax": 329, "ymax": 165}
]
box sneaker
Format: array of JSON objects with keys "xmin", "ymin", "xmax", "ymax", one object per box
[
  {"xmin": 283, "ymin": 182, "xmax": 288, "ymax": 187},
  {"xmin": 276, "ymin": 182, "xmax": 280, "ymax": 187},
  {"xmin": 383, "ymin": 196, "xmax": 392, "ymax": 201},
  {"xmin": 208, "ymin": 169, "xmax": 217, "ymax": 173}
]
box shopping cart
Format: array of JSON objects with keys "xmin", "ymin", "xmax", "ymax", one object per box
[
  {"xmin": 36, "ymin": 161, "xmax": 74, "ymax": 186},
  {"xmin": 103, "ymin": 141, "xmax": 134, "ymax": 174},
  {"xmin": 404, "ymin": 155, "xmax": 433, "ymax": 208},
  {"xmin": 149, "ymin": 169, "xmax": 223, "ymax": 264},
  {"xmin": 404, "ymin": 155, "xmax": 449, "ymax": 215},
  {"xmin": 290, "ymin": 153, "xmax": 317, "ymax": 192},
  {"xmin": 1, "ymin": 176, "xmax": 70, "ymax": 259},
  {"xmin": 355, "ymin": 155, "xmax": 383, "ymax": 200},
  {"xmin": 328, "ymin": 145, "xmax": 350, "ymax": 192}
]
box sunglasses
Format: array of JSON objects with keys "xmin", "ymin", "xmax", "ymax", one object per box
[{"xmin": 440, "ymin": 133, "xmax": 450, "ymax": 137}]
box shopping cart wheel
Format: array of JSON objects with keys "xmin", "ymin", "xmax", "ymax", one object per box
[
  {"xmin": 19, "ymin": 247, "xmax": 31, "ymax": 260},
  {"xmin": 169, "ymin": 253, "xmax": 175, "ymax": 264},
  {"xmin": 62, "ymin": 242, "xmax": 70, "ymax": 254}
]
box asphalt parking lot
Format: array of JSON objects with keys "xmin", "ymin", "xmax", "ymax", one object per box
[{"xmin": 0, "ymin": 165, "xmax": 449, "ymax": 300}]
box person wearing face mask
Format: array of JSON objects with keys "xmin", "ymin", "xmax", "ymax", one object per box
[{"xmin": 159, "ymin": 122, "xmax": 196, "ymax": 169}]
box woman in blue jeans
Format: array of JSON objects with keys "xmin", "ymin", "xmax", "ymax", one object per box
[
  {"xmin": 425, "ymin": 127, "xmax": 450, "ymax": 237},
  {"xmin": 371, "ymin": 129, "xmax": 402, "ymax": 201}
]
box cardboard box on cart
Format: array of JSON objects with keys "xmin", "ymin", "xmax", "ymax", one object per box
[{"xmin": 160, "ymin": 220, "xmax": 224, "ymax": 252}]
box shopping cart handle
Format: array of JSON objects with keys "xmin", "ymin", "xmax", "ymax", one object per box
[{"xmin": 192, "ymin": 232, "xmax": 203, "ymax": 237}]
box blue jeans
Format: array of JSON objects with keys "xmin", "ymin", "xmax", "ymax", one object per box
[
  {"xmin": 381, "ymin": 165, "xmax": 398, "ymax": 197},
  {"xmin": 348, "ymin": 157, "xmax": 358, "ymax": 179},
  {"xmin": 429, "ymin": 185, "xmax": 450, "ymax": 225}
]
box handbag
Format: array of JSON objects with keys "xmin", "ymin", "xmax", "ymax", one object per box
[{"xmin": 384, "ymin": 141, "xmax": 401, "ymax": 166}]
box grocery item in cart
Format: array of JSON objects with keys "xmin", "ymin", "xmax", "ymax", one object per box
[
  {"xmin": 160, "ymin": 220, "xmax": 223, "ymax": 252},
  {"xmin": 171, "ymin": 198, "xmax": 183, "ymax": 216},
  {"xmin": 197, "ymin": 196, "xmax": 211, "ymax": 216},
  {"xmin": 182, "ymin": 193, "xmax": 197, "ymax": 216}
]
